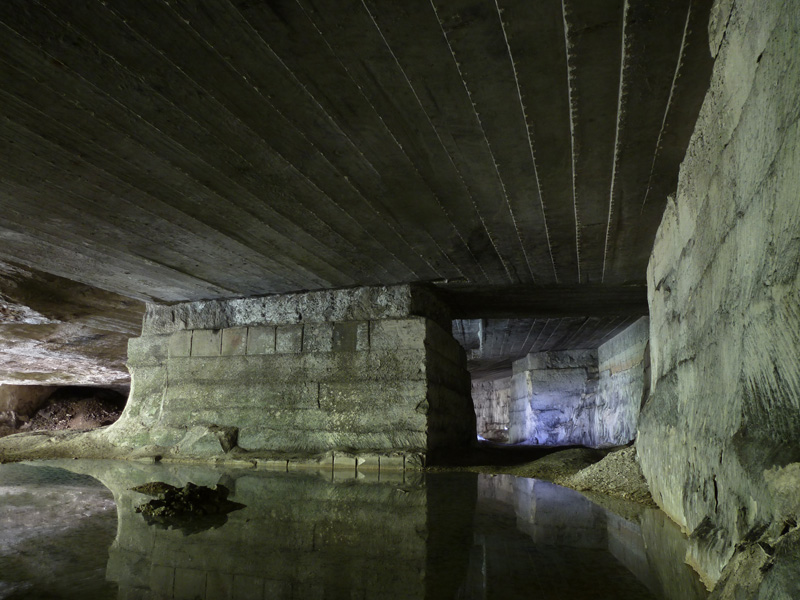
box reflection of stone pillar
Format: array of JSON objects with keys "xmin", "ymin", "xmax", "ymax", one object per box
[
  {"xmin": 106, "ymin": 284, "xmax": 474, "ymax": 464},
  {"xmin": 425, "ymin": 472, "xmax": 478, "ymax": 599},
  {"xmin": 508, "ymin": 350, "xmax": 598, "ymax": 446},
  {"xmin": 470, "ymin": 473, "xmax": 706, "ymax": 600},
  {"xmin": 508, "ymin": 476, "xmax": 608, "ymax": 548},
  {"xmin": 78, "ymin": 462, "xmax": 475, "ymax": 600}
]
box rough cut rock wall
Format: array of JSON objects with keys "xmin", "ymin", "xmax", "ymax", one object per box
[
  {"xmin": 107, "ymin": 285, "xmax": 475, "ymax": 465},
  {"xmin": 638, "ymin": 0, "xmax": 800, "ymax": 586},
  {"xmin": 0, "ymin": 260, "xmax": 144, "ymax": 385},
  {"xmin": 510, "ymin": 339, "xmax": 647, "ymax": 449},
  {"xmin": 472, "ymin": 376, "xmax": 511, "ymax": 441},
  {"xmin": 595, "ymin": 317, "xmax": 649, "ymax": 447},
  {"xmin": 509, "ymin": 350, "xmax": 599, "ymax": 446}
]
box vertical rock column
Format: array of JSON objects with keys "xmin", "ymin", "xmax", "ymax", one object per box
[
  {"xmin": 471, "ymin": 376, "xmax": 511, "ymax": 441},
  {"xmin": 105, "ymin": 285, "xmax": 474, "ymax": 465},
  {"xmin": 508, "ymin": 350, "xmax": 599, "ymax": 446},
  {"xmin": 595, "ymin": 317, "xmax": 650, "ymax": 446}
]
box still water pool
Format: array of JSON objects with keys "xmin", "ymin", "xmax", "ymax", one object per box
[{"xmin": 0, "ymin": 460, "xmax": 707, "ymax": 600}]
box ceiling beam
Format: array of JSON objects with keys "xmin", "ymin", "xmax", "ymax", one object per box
[{"xmin": 437, "ymin": 284, "xmax": 648, "ymax": 319}]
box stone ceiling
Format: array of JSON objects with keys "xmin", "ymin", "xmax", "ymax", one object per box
[{"xmin": 0, "ymin": 0, "xmax": 714, "ymax": 382}]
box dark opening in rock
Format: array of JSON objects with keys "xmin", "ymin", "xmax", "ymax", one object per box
[{"xmin": 0, "ymin": 385, "xmax": 128, "ymax": 437}]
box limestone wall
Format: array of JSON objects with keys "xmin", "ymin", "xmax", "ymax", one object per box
[
  {"xmin": 509, "ymin": 350, "xmax": 599, "ymax": 446},
  {"xmin": 638, "ymin": 0, "xmax": 800, "ymax": 585},
  {"xmin": 472, "ymin": 376, "xmax": 511, "ymax": 441},
  {"xmin": 107, "ymin": 285, "xmax": 475, "ymax": 465},
  {"xmin": 595, "ymin": 317, "xmax": 649, "ymax": 446}
]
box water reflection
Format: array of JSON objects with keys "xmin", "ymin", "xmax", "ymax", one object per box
[
  {"xmin": 0, "ymin": 461, "xmax": 707, "ymax": 600},
  {"xmin": 468, "ymin": 475, "xmax": 708, "ymax": 600},
  {"xmin": 0, "ymin": 463, "xmax": 117, "ymax": 599}
]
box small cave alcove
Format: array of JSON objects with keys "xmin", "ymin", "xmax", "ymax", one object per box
[{"xmin": 0, "ymin": 384, "xmax": 129, "ymax": 438}]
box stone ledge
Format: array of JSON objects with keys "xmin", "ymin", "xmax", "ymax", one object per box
[
  {"xmin": 143, "ymin": 284, "xmax": 450, "ymax": 334},
  {"xmin": 254, "ymin": 452, "xmax": 413, "ymax": 472},
  {"xmin": 513, "ymin": 349, "xmax": 598, "ymax": 374},
  {"xmin": 136, "ymin": 319, "xmax": 462, "ymax": 362}
]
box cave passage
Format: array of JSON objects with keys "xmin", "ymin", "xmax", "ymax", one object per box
[{"xmin": 466, "ymin": 317, "xmax": 648, "ymax": 449}]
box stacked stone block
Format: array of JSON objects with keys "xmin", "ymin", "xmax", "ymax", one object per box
[
  {"xmin": 508, "ymin": 350, "xmax": 599, "ymax": 446},
  {"xmin": 508, "ymin": 332, "xmax": 649, "ymax": 449},
  {"xmin": 107, "ymin": 285, "xmax": 474, "ymax": 465}
]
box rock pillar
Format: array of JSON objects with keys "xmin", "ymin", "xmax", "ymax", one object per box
[
  {"xmin": 595, "ymin": 317, "xmax": 650, "ymax": 446},
  {"xmin": 509, "ymin": 350, "xmax": 599, "ymax": 446},
  {"xmin": 471, "ymin": 376, "xmax": 511, "ymax": 442},
  {"xmin": 106, "ymin": 284, "xmax": 474, "ymax": 465}
]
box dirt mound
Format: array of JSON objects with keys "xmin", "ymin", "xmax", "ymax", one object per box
[
  {"xmin": 24, "ymin": 397, "xmax": 123, "ymax": 432},
  {"xmin": 561, "ymin": 446, "xmax": 656, "ymax": 506},
  {"xmin": 503, "ymin": 447, "xmax": 609, "ymax": 481}
]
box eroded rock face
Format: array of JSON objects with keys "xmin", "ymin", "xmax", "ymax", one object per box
[
  {"xmin": 0, "ymin": 384, "xmax": 57, "ymax": 436},
  {"xmin": 0, "ymin": 261, "xmax": 144, "ymax": 385},
  {"xmin": 637, "ymin": 0, "xmax": 800, "ymax": 586}
]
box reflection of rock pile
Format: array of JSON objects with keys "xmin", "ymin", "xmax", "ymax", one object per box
[
  {"xmin": 133, "ymin": 482, "xmax": 238, "ymax": 517},
  {"xmin": 132, "ymin": 481, "xmax": 244, "ymax": 534}
]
